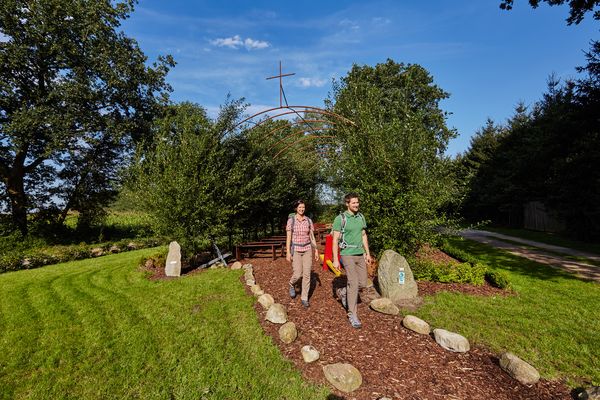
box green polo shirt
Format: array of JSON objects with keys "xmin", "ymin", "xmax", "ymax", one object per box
[{"xmin": 332, "ymin": 211, "xmax": 367, "ymax": 256}]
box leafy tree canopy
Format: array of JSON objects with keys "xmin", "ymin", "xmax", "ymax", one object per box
[
  {"xmin": 327, "ymin": 59, "xmax": 458, "ymax": 254},
  {"xmin": 499, "ymin": 0, "xmax": 600, "ymax": 24},
  {"xmin": 0, "ymin": 0, "xmax": 173, "ymax": 235}
]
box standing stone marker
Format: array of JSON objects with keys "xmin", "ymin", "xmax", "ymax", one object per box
[
  {"xmin": 377, "ymin": 250, "xmax": 418, "ymax": 302},
  {"xmin": 165, "ymin": 241, "xmax": 182, "ymax": 277}
]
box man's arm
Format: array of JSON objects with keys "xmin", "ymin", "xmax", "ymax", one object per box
[{"xmin": 362, "ymin": 229, "xmax": 372, "ymax": 264}]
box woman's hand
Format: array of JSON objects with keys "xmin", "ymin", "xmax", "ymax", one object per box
[
  {"xmin": 286, "ymin": 252, "xmax": 292, "ymax": 262},
  {"xmin": 314, "ymin": 248, "xmax": 320, "ymax": 262}
]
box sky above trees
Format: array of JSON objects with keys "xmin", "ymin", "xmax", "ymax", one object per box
[{"xmin": 121, "ymin": 0, "xmax": 598, "ymax": 156}]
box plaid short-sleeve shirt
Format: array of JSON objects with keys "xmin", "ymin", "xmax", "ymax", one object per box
[{"xmin": 286, "ymin": 215, "xmax": 313, "ymax": 253}]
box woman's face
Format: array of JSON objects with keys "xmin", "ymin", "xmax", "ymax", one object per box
[{"xmin": 296, "ymin": 203, "xmax": 305, "ymax": 215}]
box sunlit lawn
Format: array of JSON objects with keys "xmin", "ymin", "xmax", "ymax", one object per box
[
  {"xmin": 414, "ymin": 237, "xmax": 600, "ymax": 387},
  {"xmin": 0, "ymin": 249, "xmax": 329, "ymax": 399}
]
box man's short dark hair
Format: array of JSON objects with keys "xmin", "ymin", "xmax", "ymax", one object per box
[
  {"xmin": 344, "ymin": 193, "xmax": 359, "ymax": 204},
  {"xmin": 293, "ymin": 199, "xmax": 305, "ymax": 210}
]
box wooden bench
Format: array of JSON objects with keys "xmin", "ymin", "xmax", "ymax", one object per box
[{"xmin": 235, "ymin": 242, "xmax": 284, "ymax": 260}]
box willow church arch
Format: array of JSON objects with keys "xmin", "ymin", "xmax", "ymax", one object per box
[{"xmin": 228, "ymin": 62, "xmax": 356, "ymax": 159}]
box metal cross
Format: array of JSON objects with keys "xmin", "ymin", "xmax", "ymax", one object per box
[{"xmin": 266, "ymin": 61, "xmax": 295, "ymax": 108}]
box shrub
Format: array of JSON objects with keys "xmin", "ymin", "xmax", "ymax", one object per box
[
  {"xmin": 411, "ymin": 258, "xmax": 486, "ymax": 285},
  {"xmin": 485, "ymin": 270, "xmax": 512, "ymax": 289},
  {"xmin": 0, "ymin": 237, "xmax": 165, "ymax": 274}
]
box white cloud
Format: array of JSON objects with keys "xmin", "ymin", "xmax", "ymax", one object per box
[
  {"xmin": 298, "ymin": 77, "xmax": 326, "ymax": 88},
  {"xmin": 210, "ymin": 35, "xmax": 270, "ymax": 50},
  {"xmin": 211, "ymin": 34, "xmax": 244, "ymax": 49},
  {"xmin": 338, "ymin": 18, "xmax": 359, "ymax": 30},
  {"xmin": 244, "ymin": 37, "xmax": 270, "ymax": 50}
]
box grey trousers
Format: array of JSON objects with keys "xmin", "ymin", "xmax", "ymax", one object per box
[
  {"xmin": 290, "ymin": 250, "xmax": 312, "ymax": 301},
  {"xmin": 341, "ymin": 255, "xmax": 368, "ymax": 316}
]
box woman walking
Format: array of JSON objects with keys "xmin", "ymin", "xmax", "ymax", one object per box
[{"xmin": 286, "ymin": 200, "xmax": 320, "ymax": 308}]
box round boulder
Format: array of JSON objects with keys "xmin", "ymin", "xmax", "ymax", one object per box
[
  {"xmin": 257, "ymin": 294, "xmax": 274, "ymax": 310},
  {"xmin": 369, "ymin": 298, "xmax": 400, "ymax": 315},
  {"xmin": 433, "ymin": 328, "xmax": 470, "ymax": 353},
  {"xmin": 301, "ymin": 345, "xmax": 320, "ymax": 363},
  {"xmin": 323, "ymin": 363, "xmax": 362, "ymax": 393},
  {"xmin": 402, "ymin": 315, "xmax": 430, "ymax": 335},
  {"xmin": 499, "ymin": 352, "xmax": 540, "ymax": 385},
  {"xmin": 250, "ymin": 284, "xmax": 264, "ymax": 297},
  {"xmin": 279, "ymin": 322, "xmax": 297, "ymax": 344},
  {"xmin": 265, "ymin": 303, "xmax": 287, "ymax": 324}
]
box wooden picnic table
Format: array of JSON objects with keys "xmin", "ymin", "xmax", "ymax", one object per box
[{"xmin": 235, "ymin": 242, "xmax": 284, "ymax": 260}]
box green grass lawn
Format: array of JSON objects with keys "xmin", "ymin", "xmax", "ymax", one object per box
[
  {"xmin": 414, "ymin": 237, "xmax": 600, "ymax": 387},
  {"xmin": 0, "ymin": 249, "xmax": 329, "ymax": 400}
]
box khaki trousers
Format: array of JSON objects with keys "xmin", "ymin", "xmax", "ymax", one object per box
[
  {"xmin": 341, "ymin": 255, "xmax": 368, "ymax": 316},
  {"xmin": 289, "ymin": 250, "xmax": 312, "ymax": 301}
]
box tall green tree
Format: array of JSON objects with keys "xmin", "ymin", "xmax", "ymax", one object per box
[
  {"xmin": 328, "ymin": 59, "xmax": 457, "ymax": 254},
  {"xmin": 0, "ymin": 0, "xmax": 173, "ymax": 235}
]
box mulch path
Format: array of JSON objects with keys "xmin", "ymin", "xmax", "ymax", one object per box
[{"xmin": 244, "ymin": 251, "xmax": 572, "ymax": 400}]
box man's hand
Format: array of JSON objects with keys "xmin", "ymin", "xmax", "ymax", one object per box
[{"xmin": 364, "ymin": 254, "xmax": 373, "ymax": 265}]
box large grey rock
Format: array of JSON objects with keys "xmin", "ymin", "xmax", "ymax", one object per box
[
  {"xmin": 323, "ymin": 363, "xmax": 362, "ymax": 393},
  {"xmin": 165, "ymin": 241, "xmax": 182, "ymax": 277},
  {"xmin": 257, "ymin": 294, "xmax": 274, "ymax": 310},
  {"xmin": 301, "ymin": 345, "xmax": 320, "ymax": 363},
  {"xmin": 578, "ymin": 386, "xmax": 600, "ymax": 400},
  {"xmin": 369, "ymin": 298, "xmax": 400, "ymax": 315},
  {"xmin": 499, "ymin": 352, "xmax": 540, "ymax": 385},
  {"xmin": 433, "ymin": 328, "xmax": 470, "ymax": 353},
  {"xmin": 230, "ymin": 261, "xmax": 242, "ymax": 270},
  {"xmin": 402, "ymin": 315, "xmax": 431, "ymax": 335},
  {"xmin": 265, "ymin": 303, "xmax": 287, "ymax": 324},
  {"xmin": 377, "ymin": 250, "xmax": 418, "ymax": 302},
  {"xmin": 91, "ymin": 247, "xmax": 103, "ymax": 257},
  {"xmin": 278, "ymin": 322, "xmax": 297, "ymax": 343}
]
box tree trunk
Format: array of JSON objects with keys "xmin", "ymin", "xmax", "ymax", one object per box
[{"xmin": 6, "ymin": 170, "xmax": 28, "ymax": 235}]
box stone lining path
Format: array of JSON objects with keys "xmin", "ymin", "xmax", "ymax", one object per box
[{"xmin": 460, "ymin": 230, "xmax": 600, "ymax": 282}]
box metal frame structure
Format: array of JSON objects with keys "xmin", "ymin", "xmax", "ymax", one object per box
[{"xmin": 227, "ymin": 62, "xmax": 355, "ymax": 159}]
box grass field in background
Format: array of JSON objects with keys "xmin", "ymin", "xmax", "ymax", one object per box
[
  {"xmin": 0, "ymin": 249, "xmax": 329, "ymax": 399},
  {"xmin": 414, "ymin": 237, "xmax": 600, "ymax": 387}
]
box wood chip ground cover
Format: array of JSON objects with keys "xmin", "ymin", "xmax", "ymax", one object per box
[{"xmin": 246, "ymin": 253, "xmax": 571, "ymax": 400}]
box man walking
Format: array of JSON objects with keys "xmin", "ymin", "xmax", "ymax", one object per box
[{"xmin": 332, "ymin": 193, "xmax": 372, "ymax": 329}]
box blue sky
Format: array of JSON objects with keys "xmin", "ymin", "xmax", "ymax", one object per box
[{"xmin": 123, "ymin": 0, "xmax": 598, "ymax": 156}]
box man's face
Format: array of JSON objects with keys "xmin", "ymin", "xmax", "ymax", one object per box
[
  {"xmin": 296, "ymin": 203, "xmax": 305, "ymax": 215},
  {"xmin": 346, "ymin": 197, "xmax": 360, "ymax": 213}
]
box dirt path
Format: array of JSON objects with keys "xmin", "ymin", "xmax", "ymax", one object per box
[
  {"xmin": 246, "ymin": 253, "xmax": 571, "ymax": 400},
  {"xmin": 460, "ymin": 229, "xmax": 600, "ymax": 282}
]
